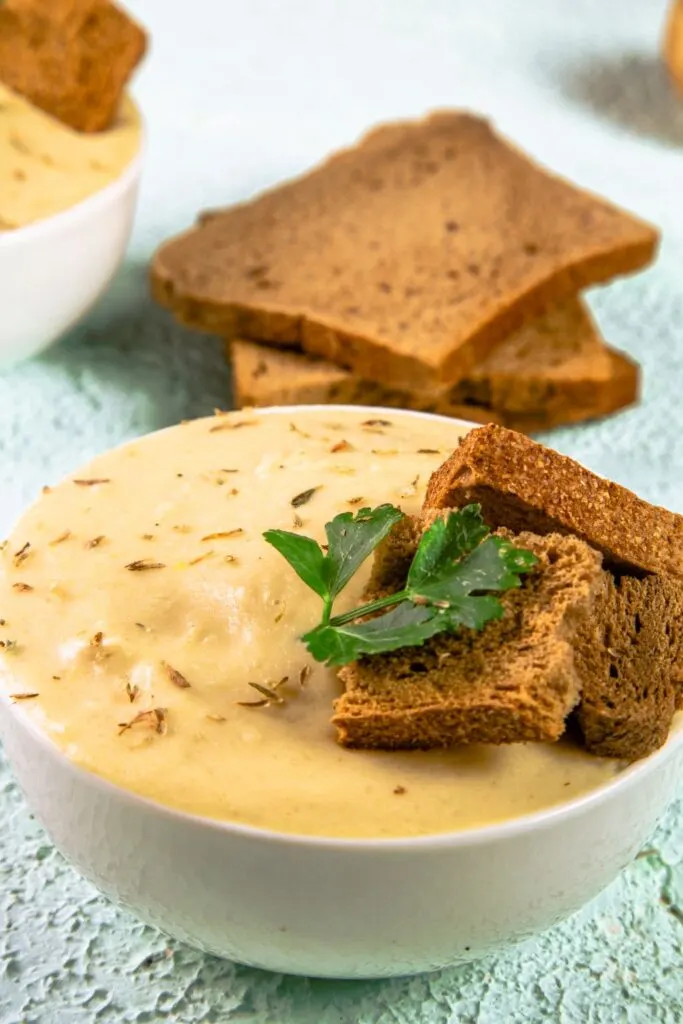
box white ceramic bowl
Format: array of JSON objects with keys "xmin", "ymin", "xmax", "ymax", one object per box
[
  {"xmin": 0, "ymin": 141, "xmax": 143, "ymax": 366},
  {"xmin": 0, "ymin": 408, "xmax": 682, "ymax": 979}
]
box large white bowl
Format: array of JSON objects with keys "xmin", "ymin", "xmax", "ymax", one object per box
[
  {"xmin": 0, "ymin": 408, "xmax": 681, "ymax": 978},
  {"xmin": 0, "ymin": 142, "xmax": 143, "ymax": 366}
]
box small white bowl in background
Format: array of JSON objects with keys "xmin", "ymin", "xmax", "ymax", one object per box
[
  {"xmin": 0, "ymin": 144, "xmax": 143, "ymax": 367},
  {"xmin": 0, "ymin": 406, "xmax": 681, "ymax": 979}
]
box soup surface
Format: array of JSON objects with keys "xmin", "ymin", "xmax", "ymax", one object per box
[
  {"xmin": 0, "ymin": 408, "xmax": 619, "ymax": 837},
  {"xmin": 0, "ymin": 84, "xmax": 141, "ymax": 230}
]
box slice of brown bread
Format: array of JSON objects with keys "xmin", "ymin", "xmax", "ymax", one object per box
[
  {"xmin": 333, "ymin": 526, "xmax": 604, "ymax": 749},
  {"xmin": 574, "ymin": 573, "xmax": 683, "ymax": 759},
  {"xmin": 664, "ymin": 0, "xmax": 683, "ymax": 92},
  {"xmin": 424, "ymin": 423, "xmax": 683, "ymax": 578},
  {"xmin": 151, "ymin": 111, "xmax": 658, "ymax": 388},
  {"xmin": 228, "ymin": 299, "xmax": 640, "ymax": 432},
  {"xmin": 0, "ymin": 0, "xmax": 147, "ymax": 133},
  {"xmin": 228, "ymin": 338, "xmax": 502, "ymax": 428}
]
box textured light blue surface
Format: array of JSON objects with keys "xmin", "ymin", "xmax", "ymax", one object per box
[{"xmin": 2, "ymin": 0, "xmax": 683, "ymax": 1019}]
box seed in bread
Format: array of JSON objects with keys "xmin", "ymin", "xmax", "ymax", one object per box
[
  {"xmin": 333, "ymin": 528, "xmax": 604, "ymax": 749},
  {"xmin": 0, "ymin": 0, "xmax": 147, "ymax": 133},
  {"xmin": 424, "ymin": 423, "xmax": 683, "ymax": 578},
  {"xmin": 229, "ymin": 299, "xmax": 639, "ymax": 432},
  {"xmin": 575, "ymin": 573, "xmax": 683, "ymax": 760},
  {"xmin": 151, "ymin": 111, "xmax": 658, "ymax": 388}
]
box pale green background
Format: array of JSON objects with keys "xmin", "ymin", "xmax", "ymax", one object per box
[{"xmin": 2, "ymin": 0, "xmax": 683, "ymax": 1020}]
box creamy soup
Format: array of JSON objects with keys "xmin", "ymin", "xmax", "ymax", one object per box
[
  {"xmin": 0, "ymin": 408, "xmax": 619, "ymax": 838},
  {"xmin": 0, "ymin": 84, "xmax": 141, "ymax": 230}
]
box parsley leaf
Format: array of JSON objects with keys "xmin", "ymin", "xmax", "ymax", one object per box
[
  {"xmin": 261, "ymin": 531, "xmax": 328, "ymax": 599},
  {"xmin": 323, "ymin": 504, "xmax": 404, "ymax": 598},
  {"xmin": 264, "ymin": 504, "xmax": 403, "ymax": 620},
  {"xmin": 264, "ymin": 503, "xmax": 538, "ymax": 666},
  {"xmin": 407, "ymin": 534, "xmax": 537, "ymax": 605},
  {"xmin": 407, "ymin": 504, "xmax": 488, "ymax": 592},
  {"xmin": 303, "ymin": 603, "xmax": 441, "ymax": 666}
]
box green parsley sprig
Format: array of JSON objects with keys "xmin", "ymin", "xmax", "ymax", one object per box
[{"xmin": 264, "ymin": 504, "xmax": 537, "ymax": 666}]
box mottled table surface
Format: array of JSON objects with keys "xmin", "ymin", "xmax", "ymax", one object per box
[{"xmin": 2, "ymin": 0, "xmax": 683, "ymax": 1020}]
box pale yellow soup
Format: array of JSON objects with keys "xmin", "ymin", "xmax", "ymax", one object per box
[
  {"xmin": 0, "ymin": 84, "xmax": 141, "ymax": 230},
  {"xmin": 0, "ymin": 409, "xmax": 619, "ymax": 838}
]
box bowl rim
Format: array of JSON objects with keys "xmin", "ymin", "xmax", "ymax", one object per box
[
  {"xmin": 3, "ymin": 402, "xmax": 681, "ymax": 852},
  {"xmin": 0, "ymin": 106, "xmax": 145, "ymax": 248}
]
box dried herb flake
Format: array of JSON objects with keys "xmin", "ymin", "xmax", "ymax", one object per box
[
  {"xmin": 163, "ymin": 662, "xmax": 191, "ymax": 689},
  {"xmin": 299, "ymin": 665, "xmax": 311, "ymax": 687},
  {"xmin": 13, "ymin": 542, "xmax": 31, "ymax": 566},
  {"xmin": 125, "ymin": 559, "xmax": 166, "ymax": 571},
  {"xmin": 49, "ymin": 530, "xmax": 72, "ymax": 546},
  {"xmin": 291, "ymin": 487, "xmax": 320, "ymax": 508},
  {"xmin": 289, "ymin": 422, "xmax": 312, "ymax": 438},
  {"xmin": 237, "ymin": 676, "xmax": 288, "ymax": 708},
  {"xmin": 201, "ymin": 529, "xmax": 244, "ymax": 541},
  {"xmin": 209, "ymin": 419, "xmax": 257, "ymax": 433},
  {"xmin": 118, "ymin": 707, "xmax": 167, "ymax": 736},
  {"xmin": 189, "ymin": 550, "xmax": 214, "ymax": 566}
]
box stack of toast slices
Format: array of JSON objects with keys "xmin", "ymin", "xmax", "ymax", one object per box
[
  {"xmin": 334, "ymin": 425, "xmax": 683, "ymax": 762},
  {"xmin": 151, "ymin": 111, "xmax": 659, "ymax": 432}
]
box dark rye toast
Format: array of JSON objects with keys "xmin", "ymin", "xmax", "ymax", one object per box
[
  {"xmin": 575, "ymin": 573, "xmax": 683, "ymax": 760},
  {"xmin": 0, "ymin": 0, "xmax": 147, "ymax": 133},
  {"xmin": 424, "ymin": 424, "xmax": 683, "ymax": 579},
  {"xmin": 152, "ymin": 111, "xmax": 658, "ymax": 389},
  {"xmin": 229, "ymin": 299, "xmax": 639, "ymax": 431},
  {"xmin": 333, "ymin": 525, "xmax": 605, "ymax": 749}
]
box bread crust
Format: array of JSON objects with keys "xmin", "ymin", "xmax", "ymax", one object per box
[
  {"xmin": 424, "ymin": 424, "xmax": 683, "ymax": 578},
  {"xmin": 151, "ymin": 111, "xmax": 657, "ymax": 388},
  {"xmin": 228, "ymin": 299, "xmax": 639, "ymax": 431}
]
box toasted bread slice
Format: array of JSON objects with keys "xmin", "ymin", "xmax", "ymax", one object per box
[
  {"xmin": 333, "ymin": 526, "xmax": 604, "ymax": 748},
  {"xmin": 424, "ymin": 424, "xmax": 683, "ymax": 578},
  {"xmin": 152, "ymin": 111, "xmax": 657, "ymax": 388},
  {"xmin": 229, "ymin": 338, "xmax": 503, "ymax": 428},
  {"xmin": 229, "ymin": 299, "xmax": 639, "ymax": 431},
  {"xmin": 0, "ymin": 0, "xmax": 147, "ymax": 133},
  {"xmin": 665, "ymin": 0, "xmax": 683, "ymax": 92},
  {"xmin": 574, "ymin": 573, "xmax": 683, "ymax": 760}
]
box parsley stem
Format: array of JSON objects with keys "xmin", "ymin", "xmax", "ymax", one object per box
[
  {"xmin": 328, "ymin": 591, "xmax": 408, "ymax": 628},
  {"xmin": 322, "ymin": 596, "xmax": 334, "ymax": 626}
]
